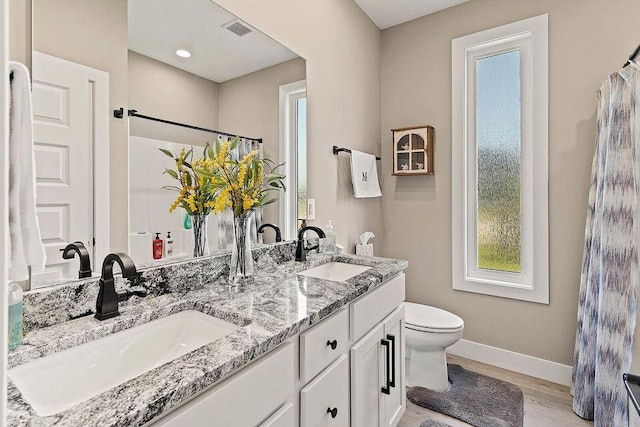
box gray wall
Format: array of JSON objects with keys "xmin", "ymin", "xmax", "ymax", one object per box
[
  {"xmin": 218, "ymin": 57, "xmax": 306, "ymax": 227},
  {"xmin": 128, "ymin": 51, "xmax": 220, "ymax": 147},
  {"xmin": 380, "ymin": 0, "xmax": 640, "ymax": 365}
]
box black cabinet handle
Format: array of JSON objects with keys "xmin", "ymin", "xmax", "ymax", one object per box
[
  {"xmin": 327, "ymin": 407, "xmax": 338, "ymax": 418},
  {"xmin": 381, "ymin": 338, "xmax": 391, "ymax": 395},
  {"xmin": 327, "ymin": 339, "xmax": 338, "ymax": 350},
  {"xmin": 387, "ymin": 334, "xmax": 396, "ymax": 388}
]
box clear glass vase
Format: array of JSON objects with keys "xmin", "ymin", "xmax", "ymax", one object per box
[
  {"xmin": 191, "ymin": 214, "xmax": 210, "ymax": 258},
  {"xmin": 229, "ymin": 210, "xmax": 255, "ymax": 286}
]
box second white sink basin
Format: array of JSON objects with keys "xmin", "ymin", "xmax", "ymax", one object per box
[
  {"xmin": 9, "ymin": 310, "xmax": 240, "ymax": 416},
  {"xmin": 299, "ymin": 262, "xmax": 372, "ymax": 282}
]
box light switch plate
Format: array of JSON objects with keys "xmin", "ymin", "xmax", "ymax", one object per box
[{"xmin": 307, "ymin": 199, "xmax": 316, "ymax": 220}]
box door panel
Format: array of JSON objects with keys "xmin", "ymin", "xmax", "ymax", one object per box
[
  {"xmin": 351, "ymin": 323, "xmax": 384, "ymax": 427},
  {"xmin": 31, "ymin": 52, "xmax": 94, "ymax": 284},
  {"xmin": 383, "ymin": 306, "xmax": 406, "ymax": 427}
]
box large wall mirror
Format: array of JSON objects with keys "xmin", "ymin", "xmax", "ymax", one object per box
[{"xmin": 30, "ymin": 0, "xmax": 306, "ymax": 286}]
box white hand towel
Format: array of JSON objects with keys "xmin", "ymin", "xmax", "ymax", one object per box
[
  {"xmin": 350, "ymin": 150, "xmax": 381, "ymax": 198},
  {"xmin": 8, "ymin": 62, "xmax": 46, "ymax": 281}
]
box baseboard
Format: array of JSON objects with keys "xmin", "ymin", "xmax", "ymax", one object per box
[{"xmin": 447, "ymin": 339, "xmax": 573, "ymax": 387}]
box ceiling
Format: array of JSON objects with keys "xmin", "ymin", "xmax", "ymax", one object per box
[
  {"xmin": 128, "ymin": 0, "xmax": 299, "ymax": 83},
  {"xmin": 354, "ymin": 0, "xmax": 471, "ymax": 29}
]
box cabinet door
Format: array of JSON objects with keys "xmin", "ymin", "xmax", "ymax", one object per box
[
  {"xmin": 351, "ymin": 323, "xmax": 385, "ymax": 427},
  {"xmin": 300, "ymin": 355, "xmax": 350, "ymax": 427},
  {"xmin": 382, "ymin": 306, "xmax": 406, "ymax": 427}
]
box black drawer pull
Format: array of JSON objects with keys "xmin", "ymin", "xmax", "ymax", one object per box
[
  {"xmin": 381, "ymin": 338, "xmax": 391, "ymax": 395},
  {"xmin": 387, "ymin": 334, "xmax": 396, "ymax": 388},
  {"xmin": 327, "ymin": 407, "xmax": 338, "ymax": 418},
  {"xmin": 327, "ymin": 339, "xmax": 338, "ymax": 350}
]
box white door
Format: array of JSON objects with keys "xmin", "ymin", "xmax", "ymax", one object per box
[
  {"xmin": 351, "ymin": 323, "xmax": 385, "ymax": 427},
  {"xmin": 31, "ymin": 52, "xmax": 108, "ymax": 284},
  {"xmin": 382, "ymin": 306, "xmax": 406, "ymax": 427}
]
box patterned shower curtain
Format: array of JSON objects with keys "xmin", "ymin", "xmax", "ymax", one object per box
[
  {"xmin": 216, "ymin": 136, "xmax": 264, "ymax": 250},
  {"xmin": 572, "ymin": 62, "xmax": 640, "ymax": 426}
]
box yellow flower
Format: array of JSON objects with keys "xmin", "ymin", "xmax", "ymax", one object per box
[
  {"xmin": 237, "ymin": 164, "xmax": 247, "ymax": 186},
  {"xmin": 213, "ymin": 187, "xmax": 231, "ymax": 214},
  {"xmin": 242, "ymin": 194, "xmax": 256, "ymax": 211},
  {"xmin": 217, "ymin": 142, "xmax": 230, "ymax": 166},
  {"xmin": 169, "ymin": 194, "xmax": 183, "ymax": 213},
  {"xmin": 186, "ymin": 193, "xmax": 197, "ymax": 213}
]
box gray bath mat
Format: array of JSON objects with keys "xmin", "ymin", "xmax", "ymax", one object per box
[
  {"xmin": 420, "ymin": 419, "xmax": 454, "ymax": 427},
  {"xmin": 408, "ymin": 364, "xmax": 524, "ymax": 427}
]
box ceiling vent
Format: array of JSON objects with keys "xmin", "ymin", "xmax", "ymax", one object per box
[{"xmin": 223, "ymin": 19, "xmax": 253, "ymax": 37}]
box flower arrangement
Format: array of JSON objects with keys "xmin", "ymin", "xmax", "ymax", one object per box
[{"xmin": 161, "ymin": 137, "xmax": 286, "ymax": 218}]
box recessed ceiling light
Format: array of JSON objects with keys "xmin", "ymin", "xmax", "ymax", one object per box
[{"xmin": 175, "ymin": 49, "xmax": 192, "ymax": 58}]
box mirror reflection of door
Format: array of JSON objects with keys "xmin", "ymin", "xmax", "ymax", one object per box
[{"xmin": 30, "ymin": 52, "xmax": 110, "ymax": 286}]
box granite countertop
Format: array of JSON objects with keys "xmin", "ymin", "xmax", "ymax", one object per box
[{"xmin": 7, "ymin": 253, "xmax": 407, "ymax": 426}]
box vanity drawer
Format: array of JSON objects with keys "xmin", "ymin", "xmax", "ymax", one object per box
[
  {"xmin": 300, "ymin": 308, "xmax": 349, "ymax": 383},
  {"xmin": 154, "ymin": 343, "xmax": 294, "ymax": 427},
  {"xmin": 300, "ymin": 355, "xmax": 350, "ymax": 427},
  {"xmin": 350, "ymin": 273, "xmax": 405, "ymax": 342},
  {"xmin": 260, "ymin": 402, "xmax": 295, "ymax": 427}
]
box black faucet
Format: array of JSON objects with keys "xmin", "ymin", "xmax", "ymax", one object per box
[
  {"xmin": 95, "ymin": 253, "xmax": 146, "ymax": 321},
  {"xmin": 258, "ymin": 223, "xmax": 282, "ymax": 242},
  {"xmin": 60, "ymin": 242, "xmax": 92, "ymax": 279},
  {"xmin": 295, "ymin": 226, "xmax": 326, "ymax": 262}
]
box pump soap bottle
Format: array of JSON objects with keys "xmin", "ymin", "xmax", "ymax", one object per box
[
  {"xmin": 153, "ymin": 233, "xmax": 164, "ymax": 260},
  {"xmin": 8, "ymin": 282, "xmax": 23, "ymax": 351}
]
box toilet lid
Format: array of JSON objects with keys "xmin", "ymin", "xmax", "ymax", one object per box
[{"xmin": 404, "ymin": 302, "xmax": 464, "ymax": 331}]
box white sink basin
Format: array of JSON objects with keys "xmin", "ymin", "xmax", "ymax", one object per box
[
  {"xmin": 299, "ymin": 262, "xmax": 372, "ymax": 282},
  {"xmin": 9, "ymin": 310, "xmax": 240, "ymax": 416}
]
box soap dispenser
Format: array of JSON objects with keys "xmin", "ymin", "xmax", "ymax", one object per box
[
  {"xmin": 153, "ymin": 233, "xmax": 164, "ymax": 260},
  {"xmin": 165, "ymin": 232, "xmax": 173, "ymax": 257},
  {"xmin": 8, "ymin": 282, "xmax": 23, "ymax": 351},
  {"xmin": 324, "ymin": 220, "xmax": 337, "ymax": 253}
]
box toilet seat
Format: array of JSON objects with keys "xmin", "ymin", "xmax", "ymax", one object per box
[{"xmin": 404, "ymin": 302, "xmax": 464, "ymax": 333}]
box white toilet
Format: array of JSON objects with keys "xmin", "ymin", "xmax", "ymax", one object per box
[{"xmin": 404, "ymin": 302, "xmax": 464, "ymax": 392}]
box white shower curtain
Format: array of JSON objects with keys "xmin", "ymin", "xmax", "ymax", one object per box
[{"xmin": 572, "ymin": 61, "xmax": 640, "ymax": 426}]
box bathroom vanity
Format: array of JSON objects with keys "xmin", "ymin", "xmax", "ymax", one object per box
[{"xmin": 6, "ymin": 243, "xmax": 407, "ymax": 426}]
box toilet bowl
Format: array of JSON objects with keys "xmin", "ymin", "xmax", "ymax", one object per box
[{"xmin": 404, "ymin": 302, "xmax": 464, "ymax": 392}]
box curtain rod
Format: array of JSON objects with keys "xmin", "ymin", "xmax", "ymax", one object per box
[
  {"xmin": 624, "ymin": 43, "xmax": 640, "ymax": 67},
  {"xmin": 332, "ymin": 145, "xmax": 381, "ymax": 160},
  {"xmin": 113, "ymin": 108, "xmax": 262, "ymax": 144}
]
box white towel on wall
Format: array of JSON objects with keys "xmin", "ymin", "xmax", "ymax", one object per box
[
  {"xmin": 350, "ymin": 150, "xmax": 381, "ymax": 198},
  {"xmin": 8, "ymin": 62, "xmax": 46, "ymax": 282}
]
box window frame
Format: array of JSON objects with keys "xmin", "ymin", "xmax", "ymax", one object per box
[
  {"xmin": 451, "ymin": 14, "xmax": 549, "ymax": 304},
  {"xmin": 279, "ymin": 80, "xmax": 307, "ymax": 241}
]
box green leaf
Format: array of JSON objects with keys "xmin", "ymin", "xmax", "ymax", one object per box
[
  {"xmin": 164, "ymin": 169, "xmax": 179, "ymax": 179},
  {"xmin": 159, "ymin": 148, "xmax": 174, "ymax": 158}
]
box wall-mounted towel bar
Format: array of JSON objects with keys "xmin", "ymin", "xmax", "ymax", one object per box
[
  {"xmin": 332, "ymin": 145, "xmax": 381, "ymax": 160},
  {"xmin": 113, "ymin": 108, "xmax": 262, "ymax": 144}
]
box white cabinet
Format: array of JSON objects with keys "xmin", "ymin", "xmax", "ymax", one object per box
[
  {"xmin": 382, "ymin": 306, "xmax": 406, "ymax": 427},
  {"xmin": 153, "ymin": 343, "xmax": 294, "ymax": 427},
  {"xmin": 351, "ymin": 323, "xmax": 385, "ymax": 427},
  {"xmin": 260, "ymin": 403, "xmax": 295, "ymax": 427},
  {"xmin": 300, "ymin": 355, "xmax": 350, "ymax": 427},
  {"xmin": 300, "ymin": 309, "xmax": 349, "ymax": 383},
  {"xmin": 350, "ymin": 276, "xmax": 406, "ymax": 427}
]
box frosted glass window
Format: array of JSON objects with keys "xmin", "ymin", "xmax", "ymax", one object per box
[{"xmin": 475, "ymin": 50, "xmax": 522, "ymax": 273}]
